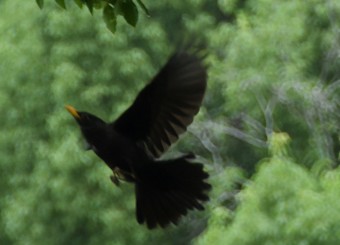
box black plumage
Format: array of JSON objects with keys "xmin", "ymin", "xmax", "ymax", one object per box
[{"xmin": 66, "ymin": 50, "xmax": 211, "ymax": 229}]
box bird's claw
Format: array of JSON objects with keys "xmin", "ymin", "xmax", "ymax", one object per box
[
  {"xmin": 110, "ymin": 175, "xmax": 120, "ymax": 187},
  {"xmin": 110, "ymin": 169, "xmax": 122, "ymax": 187}
]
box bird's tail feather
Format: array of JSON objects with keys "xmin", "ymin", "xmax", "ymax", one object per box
[{"xmin": 135, "ymin": 154, "xmax": 211, "ymax": 229}]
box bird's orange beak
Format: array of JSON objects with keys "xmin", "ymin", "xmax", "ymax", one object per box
[{"xmin": 65, "ymin": 105, "xmax": 81, "ymax": 119}]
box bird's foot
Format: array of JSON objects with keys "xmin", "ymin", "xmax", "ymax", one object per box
[
  {"xmin": 110, "ymin": 174, "xmax": 120, "ymax": 187},
  {"xmin": 110, "ymin": 168, "xmax": 122, "ymax": 187}
]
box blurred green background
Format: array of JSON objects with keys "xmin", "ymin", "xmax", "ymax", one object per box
[{"xmin": 0, "ymin": 0, "xmax": 339, "ymax": 244}]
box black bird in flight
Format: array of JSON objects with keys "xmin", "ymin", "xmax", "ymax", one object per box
[{"xmin": 66, "ymin": 50, "xmax": 211, "ymax": 229}]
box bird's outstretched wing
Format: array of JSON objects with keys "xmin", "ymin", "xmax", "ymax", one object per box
[{"xmin": 112, "ymin": 50, "xmax": 207, "ymax": 158}]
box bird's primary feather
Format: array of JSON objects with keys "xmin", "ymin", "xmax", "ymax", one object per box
[{"xmin": 113, "ymin": 51, "xmax": 207, "ymax": 157}]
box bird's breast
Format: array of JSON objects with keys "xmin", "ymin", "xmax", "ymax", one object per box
[{"xmin": 91, "ymin": 131, "xmax": 148, "ymax": 175}]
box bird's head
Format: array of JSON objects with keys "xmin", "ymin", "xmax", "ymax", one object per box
[{"xmin": 65, "ymin": 105, "xmax": 105, "ymax": 129}]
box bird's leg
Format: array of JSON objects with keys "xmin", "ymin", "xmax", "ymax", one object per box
[
  {"xmin": 110, "ymin": 171, "xmax": 121, "ymax": 187},
  {"xmin": 110, "ymin": 167, "xmax": 136, "ymax": 186}
]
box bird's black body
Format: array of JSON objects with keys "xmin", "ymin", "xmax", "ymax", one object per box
[
  {"xmin": 77, "ymin": 115, "xmax": 141, "ymax": 177},
  {"xmin": 66, "ymin": 50, "xmax": 211, "ymax": 229}
]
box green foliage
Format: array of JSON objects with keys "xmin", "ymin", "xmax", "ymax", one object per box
[
  {"xmin": 36, "ymin": 0, "xmax": 148, "ymax": 33},
  {"xmin": 198, "ymin": 153, "xmax": 340, "ymax": 245},
  {"xmin": 119, "ymin": 0, "xmax": 138, "ymax": 27},
  {"xmin": 103, "ymin": 4, "xmax": 117, "ymax": 33},
  {"xmin": 1, "ymin": 0, "xmax": 340, "ymax": 244},
  {"xmin": 198, "ymin": 133, "xmax": 340, "ymax": 245},
  {"xmin": 201, "ymin": 0, "xmax": 340, "ymax": 172},
  {"xmin": 37, "ymin": 0, "xmax": 44, "ymax": 8}
]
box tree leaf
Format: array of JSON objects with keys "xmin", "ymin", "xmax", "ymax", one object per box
[
  {"xmin": 55, "ymin": 0, "xmax": 66, "ymax": 9},
  {"xmin": 103, "ymin": 5, "xmax": 117, "ymax": 33},
  {"xmin": 73, "ymin": 0, "xmax": 83, "ymax": 8},
  {"xmin": 121, "ymin": 0, "xmax": 138, "ymax": 27},
  {"xmin": 136, "ymin": 0, "xmax": 149, "ymax": 16},
  {"xmin": 36, "ymin": 0, "xmax": 44, "ymax": 9},
  {"xmin": 93, "ymin": 0, "xmax": 105, "ymax": 9},
  {"xmin": 108, "ymin": 0, "xmax": 118, "ymax": 5},
  {"xmin": 83, "ymin": 0, "xmax": 94, "ymax": 14}
]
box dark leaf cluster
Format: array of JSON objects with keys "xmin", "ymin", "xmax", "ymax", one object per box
[{"xmin": 36, "ymin": 0, "xmax": 149, "ymax": 33}]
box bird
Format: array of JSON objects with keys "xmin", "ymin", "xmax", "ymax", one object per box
[{"xmin": 65, "ymin": 49, "xmax": 211, "ymax": 229}]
